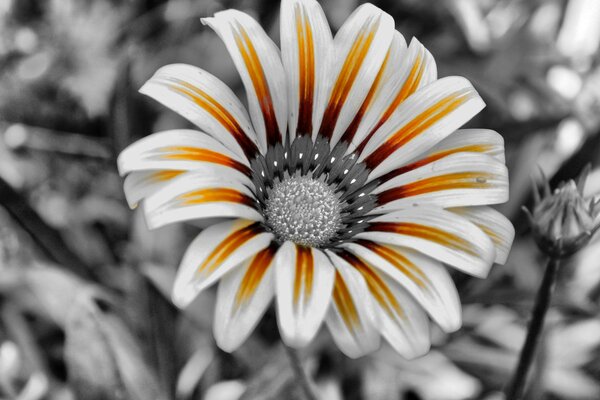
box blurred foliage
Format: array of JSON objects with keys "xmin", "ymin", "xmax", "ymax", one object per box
[{"xmin": 1, "ymin": 0, "xmax": 600, "ymax": 399}]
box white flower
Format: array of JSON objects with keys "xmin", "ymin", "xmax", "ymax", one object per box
[{"xmin": 117, "ymin": 0, "xmax": 514, "ymax": 359}]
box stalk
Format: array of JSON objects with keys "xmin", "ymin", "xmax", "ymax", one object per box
[
  {"xmin": 505, "ymin": 257, "xmax": 560, "ymax": 400},
  {"xmin": 283, "ymin": 343, "xmax": 319, "ymax": 400}
]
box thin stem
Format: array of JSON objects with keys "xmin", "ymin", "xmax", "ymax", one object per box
[
  {"xmin": 505, "ymin": 257, "xmax": 560, "ymax": 400},
  {"xmin": 283, "ymin": 344, "xmax": 319, "ymax": 400}
]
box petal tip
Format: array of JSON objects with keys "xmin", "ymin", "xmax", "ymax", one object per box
[
  {"xmin": 138, "ymin": 81, "xmax": 155, "ymax": 97},
  {"xmin": 402, "ymin": 338, "xmax": 432, "ymax": 360},
  {"xmin": 214, "ymin": 333, "xmax": 242, "ymax": 353},
  {"xmin": 171, "ymin": 288, "xmax": 194, "ymax": 309},
  {"xmin": 280, "ymin": 334, "xmax": 310, "ymax": 349},
  {"xmin": 277, "ymin": 324, "xmax": 315, "ymax": 349},
  {"xmin": 440, "ymin": 315, "xmax": 462, "ymax": 334}
]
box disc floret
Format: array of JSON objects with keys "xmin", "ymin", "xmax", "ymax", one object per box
[{"xmin": 264, "ymin": 175, "xmax": 342, "ymax": 247}]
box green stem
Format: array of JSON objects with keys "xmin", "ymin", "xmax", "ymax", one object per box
[
  {"xmin": 283, "ymin": 344, "xmax": 319, "ymax": 400},
  {"xmin": 505, "ymin": 257, "xmax": 560, "ymax": 400}
]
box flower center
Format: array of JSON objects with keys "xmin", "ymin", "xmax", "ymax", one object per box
[{"xmin": 264, "ymin": 175, "xmax": 342, "ymax": 247}]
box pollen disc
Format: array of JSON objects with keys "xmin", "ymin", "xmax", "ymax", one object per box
[{"xmin": 265, "ymin": 176, "xmax": 342, "ymax": 247}]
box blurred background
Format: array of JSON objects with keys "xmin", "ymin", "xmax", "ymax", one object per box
[{"xmin": 1, "ymin": 0, "xmax": 600, "ymax": 399}]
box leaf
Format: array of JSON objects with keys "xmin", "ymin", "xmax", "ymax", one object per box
[
  {"xmin": 0, "ymin": 176, "xmax": 97, "ymax": 281},
  {"xmin": 368, "ymin": 346, "xmax": 482, "ymax": 400},
  {"xmin": 64, "ymin": 289, "xmax": 166, "ymax": 400},
  {"xmin": 204, "ymin": 380, "xmax": 246, "ymax": 400},
  {"xmin": 176, "ymin": 345, "xmax": 215, "ymax": 400},
  {"xmin": 238, "ymin": 346, "xmax": 302, "ymax": 400},
  {"xmin": 24, "ymin": 264, "xmax": 90, "ymax": 327}
]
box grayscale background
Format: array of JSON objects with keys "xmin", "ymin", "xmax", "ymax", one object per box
[{"xmin": 0, "ymin": 0, "xmax": 599, "ymax": 399}]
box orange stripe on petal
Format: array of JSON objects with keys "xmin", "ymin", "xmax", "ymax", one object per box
[
  {"xmin": 339, "ymin": 48, "xmax": 390, "ymax": 144},
  {"xmin": 477, "ymin": 225, "xmax": 502, "ymax": 245},
  {"xmin": 160, "ymin": 146, "xmax": 252, "ymax": 176},
  {"xmin": 332, "ymin": 271, "xmax": 361, "ymax": 330},
  {"xmin": 295, "ymin": 4, "xmax": 315, "ymax": 135},
  {"xmin": 378, "ymin": 144, "xmax": 493, "ymax": 183},
  {"xmin": 178, "ymin": 188, "xmax": 256, "ymax": 207},
  {"xmin": 318, "ymin": 16, "xmax": 380, "ymax": 140},
  {"xmin": 338, "ymin": 251, "xmax": 403, "ymax": 320},
  {"xmin": 194, "ymin": 221, "xmax": 263, "ymax": 276},
  {"xmin": 390, "ymin": 54, "xmax": 426, "ymax": 108},
  {"xmin": 164, "ymin": 81, "xmax": 259, "ymax": 158},
  {"xmin": 366, "ymin": 222, "xmax": 478, "ymax": 257},
  {"xmin": 377, "ymin": 172, "xmax": 494, "ymax": 203},
  {"xmin": 233, "ymin": 23, "xmax": 281, "ymax": 146},
  {"xmin": 149, "ymin": 170, "xmax": 185, "ymax": 182},
  {"xmin": 356, "ymin": 240, "xmax": 430, "ymax": 289},
  {"xmin": 364, "ymin": 90, "xmax": 474, "ymax": 168},
  {"xmin": 356, "ymin": 54, "xmax": 426, "ymax": 153},
  {"xmin": 293, "ymin": 246, "xmax": 314, "ymax": 307},
  {"xmin": 234, "ymin": 242, "xmax": 278, "ymax": 311}
]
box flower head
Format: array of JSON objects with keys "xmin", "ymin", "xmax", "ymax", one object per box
[
  {"xmin": 117, "ymin": 0, "xmax": 514, "ymax": 358},
  {"xmin": 525, "ymin": 167, "xmax": 600, "ymax": 258}
]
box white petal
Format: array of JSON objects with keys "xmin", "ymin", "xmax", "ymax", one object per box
[
  {"xmin": 203, "ymin": 10, "xmax": 287, "ymax": 150},
  {"xmin": 214, "ymin": 243, "xmax": 278, "ymax": 352},
  {"xmin": 359, "ymin": 77, "xmax": 485, "ymax": 180},
  {"xmin": 324, "ymin": 250, "xmax": 381, "ymax": 358},
  {"xmin": 117, "ymin": 129, "xmax": 253, "ymax": 208},
  {"xmin": 280, "ymin": 0, "xmax": 333, "ymax": 141},
  {"xmin": 449, "ymin": 206, "xmax": 515, "ymax": 264},
  {"xmin": 372, "ymin": 152, "xmax": 509, "ymax": 211},
  {"xmin": 375, "ymin": 277, "xmax": 431, "ymax": 359},
  {"xmin": 341, "ymin": 241, "xmax": 461, "ymax": 332},
  {"xmin": 357, "ymin": 206, "xmax": 496, "ymax": 278},
  {"xmin": 375, "ymin": 128, "xmax": 506, "ymax": 184},
  {"xmin": 346, "ymin": 36, "xmax": 437, "ymax": 153},
  {"xmin": 436, "ymin": 129, "xmax": 506, "ymax": 164},
  {"xmin": 274, "ymin": 242, "xmax": 335, "ymax": 347},
  {"xmin": 316, "ymin": 3, "xmax": 394, "ymax": 146},
  {"xmin": 172, "ymin": 219, "xmax": 273, "ymax": 308},
  {"xmin": 117, "ymin": 129, "xmax": 250, "ymax": 176},
  {"xmin": 123, "ymin": 170, "xmax": 184, "ymax": 209},
  {"xmin": 334, "ymin": 250, "xmax": 430, "ymax": 359},
  {"xmin": 139, "ymin": 64, "xmax": 260, "ymax": 158},
  {"xmin": 334, "ymin": 31, "xmax": 405, "ymax": 149},
  {"xmin": 144, "ymin": 169, "xmax": 261, "ymax": 229}
]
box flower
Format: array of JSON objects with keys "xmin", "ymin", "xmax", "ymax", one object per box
[
  {"xmin": 117, "ymin": 0, "xmax": 514, "ymax": 358},
  {"xmin": 524, "ymin": 167, "xmax": 600, "ymax": 258}
]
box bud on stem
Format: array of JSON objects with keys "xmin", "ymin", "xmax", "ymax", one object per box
[{"xmin": 523, "ymin": 166, "xmax": 600, "ymax": 258}]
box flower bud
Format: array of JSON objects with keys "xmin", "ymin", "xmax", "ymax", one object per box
[{"xmin": 524, "ymin": 167, "xmax": 600, "ymax": 258}]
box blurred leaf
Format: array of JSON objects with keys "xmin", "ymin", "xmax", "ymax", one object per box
[
  {"xmin": 140, "ymin": 278, "xmax": 178, "ymax": 400},
  {"xmin": 239, "ymin": 346, "xmax": 301, "ymax": 400},
  {"xmin": 204, "ymin": 380, "xmax": 245, "ymax": 400},
  {"xmin": 366, "ymin": 347, "xmax": 481, "ymax": 400},
  {"xmin": 109, "ymin": 57, "xmax": 154, "ymax": 155},
  {"xmin": 64, "ymin": 289, "xmax": 166, "ymax": 400},
  {"xmin": 130, "ymin": 209, "xmax": 188, "ymax": 266},
  {"xmin": 15, "ymin": 373, "xmax": 49, "ymax": 400},
  {"xmin": 24, "ymin": 265, "xmax": 93, "ymax": 327},
  {"xmin": 140, "ymin": 261, "xmax": 214, "ymax": 330},
  {"xmin": 0, "ymin": 176, "xmax": 97, "ymax": 281},
  {"xmin": 176, "ymin": 345, "xmax": 215, "ymax": 400}
]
